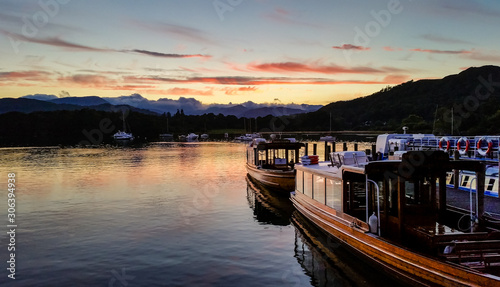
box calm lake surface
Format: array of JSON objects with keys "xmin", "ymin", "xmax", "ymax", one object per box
[{"xmin": 0, "ymin": 142, "xmax": 402, "ymax": 286}]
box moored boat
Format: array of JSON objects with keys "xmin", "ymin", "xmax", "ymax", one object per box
[
  {"xmin": 186, "ymin": 133, "xmax": 199, "ymax": 141},
  {"xmin": 291, "ymin": 149, "xmax": 500, "ymax": 286},
  {"xmin": 376, "ymin": 133, "xmax": 500, "ymax": 197},
  {"xmin": 113, "ymin": 110, "xmax": 134, "ymax": 142},
  {"xmin": 246, "ymin": 138, "xmax": 305, "ymax": 192}
]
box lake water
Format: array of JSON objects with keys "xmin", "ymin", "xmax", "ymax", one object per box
[{"xmin": 0, "ymin": 142, "xmax": 402, "ymax": 286}]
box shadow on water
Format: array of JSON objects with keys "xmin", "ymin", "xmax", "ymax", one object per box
[
  {"xmin": 246, "ymin": 175, "xmax": 294, "ymax": 226},
  {"xmin": 246, "ymin": 174, "xmax": 408, "ymax": 287}
]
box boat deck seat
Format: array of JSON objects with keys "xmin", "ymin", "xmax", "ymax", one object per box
[{"xmin": 439, "ymin": 240, "xmax": 500, "ymax": 267}]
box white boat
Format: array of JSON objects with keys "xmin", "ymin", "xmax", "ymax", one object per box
[
  {"xmin": 113, "ymin": 110, "xmax": 134, "ymax": 141},
  {"xmin": 186, "ymin": 133, "xmax": 199, "ymax": 141},
  {"xmin": 200, "ymin": 134, "xmax": 209, "ymax": 140},
  {"xmin": 113, "ymin": 131, "xmax": 134, "ymax": 141},
  {"xmin": 376, "ymin": 133, "xmax": 500, "ymax": 197},
  {"xmin": 236, "ymin": 133, "xmax": 261, "ymax": 141}
]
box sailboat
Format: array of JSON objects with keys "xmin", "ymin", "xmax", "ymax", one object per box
[{"xmin": 113, "ymin": 110, "xmax": 134, "ymax": 142}]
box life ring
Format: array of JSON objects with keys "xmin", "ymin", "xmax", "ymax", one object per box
[
  {"xmin": 439, "ymin": 137, "xmax": 450, "ymax": 151},
  {"xmin": 457, "ymin": 137, "xmax": 470, "ymax": 155},
  {"xmin": 476, "ymin": 137, "xmax": 493, "ymax": 156}
]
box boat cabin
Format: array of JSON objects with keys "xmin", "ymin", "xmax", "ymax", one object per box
[
  {"xmin": 295, "ymin": 150, "xmax": 496, "ymax": 252},
  {"xmin": 246, "ymin": 138, "xmax": 304, "ymax": 170}
]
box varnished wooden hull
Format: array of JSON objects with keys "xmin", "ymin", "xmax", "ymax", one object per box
[
  {"xmin": 291, "ymin": 191, "xmax": 500, "ymax": 287},
  {"xmin": 246, "ymin": 163, "xmax": 295, "ymax": 192}
]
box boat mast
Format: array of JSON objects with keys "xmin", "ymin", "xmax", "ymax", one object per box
[
  {"xmin": 329, "ymin": 112, "xmax": 332, "ymax": 132},
  {"xmin": 432, "ymin": 105, "xmax": 438, "ymax": 135},
  {"xmin": 122, "ymin": 109, "xmax": 126, "ymax": 132}
]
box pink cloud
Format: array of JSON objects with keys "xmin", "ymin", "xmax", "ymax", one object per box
[
  {"xmin": 126, "ymin": 75, "xmax": 389, "ymax": 86},
  {"xmin": 247, "ymin": 62, "xmax": 383, "ymax": 74},
  {"xmin": 127, "ymin": 49, "xmax": 211, "ymax": 59},
  {"xmin": 166, "ymin": 87, "xmax": 213, "ymax": 96},
  {"xmin": 58, "ymin": 74, "xmax": 118, "ymax": 88},
  {"xmin": 0, "ymin": 71, "xmax": 52, "ymax": 81}
]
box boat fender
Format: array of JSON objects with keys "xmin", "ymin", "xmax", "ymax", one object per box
[{"xmin": 368, "ymin": 212, "xmax": 378, "ymax": 234}]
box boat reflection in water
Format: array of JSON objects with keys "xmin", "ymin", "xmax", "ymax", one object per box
[
  {"xmin": 246, "ymin": 175, "xmax": 294, "ymax": 226},
  {"xmin": 246, "ymin": 175, "xmax": 402, "ymax": 286}
]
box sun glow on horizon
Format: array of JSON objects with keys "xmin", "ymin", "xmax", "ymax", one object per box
[{"xmin": 1, "ymin": 1, "xmax": 499, "ymax": 105}]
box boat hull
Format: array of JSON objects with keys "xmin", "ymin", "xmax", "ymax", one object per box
[
  {"xmin": 291, "ymin": 191, "xmax": 500, "ymax": 287},
  {"xmin": 246, "ymin": 163, "xmax": 295, "ymax": 192}
]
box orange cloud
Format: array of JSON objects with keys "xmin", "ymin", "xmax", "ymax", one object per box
[
  {"xmin": 383, "ymin": 74, "xmax": 410, "ymax": 84},
  {"xmin": 332, "ymin": 44, "xmax": 370, "ymax": 51},
  {"xmin": 222, "ymin": 86, "xmax": 258, "ymax": 95},
  {"xmin": 410, "ymin": 48, "xmax": 472, "ymax": 54},
  {"xmin": 383, "ymin": 46, "xmax": 403, "ymax": 51}
]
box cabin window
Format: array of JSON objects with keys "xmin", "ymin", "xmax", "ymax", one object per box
[
  {"xmin": 326, "ymin": 179, "xmax": 334, "ymax": 208},
  {"xmin": 461, "ymin": 175, "xmax": 470, "ymax": 187},
  {"xmin": 404, "ymin": 177, "xmax": 433, "ymax": 205},
  {"xmin": 313, "ymin": 175, "xmax": 326, "ymax": 204},
  {"xmin": 487, "ymin": 178, "xmax": 495, "ymax": 191},
  {"xmin": 332, "ymin": 179, "xmax": 342, "ymax": 211},
  {"xmin": 258, "ymin": 150, "xmax": 266, "ymax": 166},
  {"xmin": 296, "ymin": 170, "xmax": 304, "ymax": 193},
  {"xmin": 304, "ymin": 172, "xmax": 313, "ymax": 198}
]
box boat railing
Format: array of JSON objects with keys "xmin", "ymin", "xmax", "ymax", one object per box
[{"xmin": 405, "ymin": 135, "xmax": 500, "ymax": 160}]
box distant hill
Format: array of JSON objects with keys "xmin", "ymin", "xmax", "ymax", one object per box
[
  {"xmin": 0, "ymin": 98, "xmax": 82, "ymax": 114},
  {"xmin": 241, "ymin": 106, "xmax": 305, "ymax": 118},
  {"xmin": 12, "ymin": 94, "xmax": 321, "ymax": 117},
  {"xmin": 289, "ymin": 65, "xmax": 500, "ymax": 135},
  {"xmin": 0, "ymin": 98, "xmax": 158, "ymax": 115},
  {"xmin": 49, "ymin": 96, "xmax": 109, "ymax": 106}
]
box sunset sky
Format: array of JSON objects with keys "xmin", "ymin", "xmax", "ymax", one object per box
[{"xmin": 1, "ymin": 0, "xmax": 500, "ymax": 105}]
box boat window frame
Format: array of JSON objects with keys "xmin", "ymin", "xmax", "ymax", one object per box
[
  {"xmin": 296, "ymin": 170, "xmax": 304, "ymax": 193},
  {"xmin": 313, "ymin": 175, "xmax": 326, "ymax": 204}
]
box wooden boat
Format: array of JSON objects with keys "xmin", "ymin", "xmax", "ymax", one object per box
[
  {"xmin": 291, "ymin": 150, "xmax": 500, "ymax": 286},
  {"xmin": 246, "ymin": 138, "xmax": 304, "ymax": 192}
]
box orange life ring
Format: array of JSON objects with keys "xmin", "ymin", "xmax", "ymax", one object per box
[
  {"xmin": 476, "ymin": 137, "xmax": 493, "ymax": 156},
  {"xmin": 439, "ymin": 137, "xmax": 450, "ymax": 151},
  {"xmin": 457, "ymin": 137, "xmax": 470, "ymax": 155}
]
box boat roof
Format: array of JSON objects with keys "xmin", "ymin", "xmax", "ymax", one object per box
[{"xmin": 296, "ymin": 150, "xmax": 487, "ymax": 178}]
